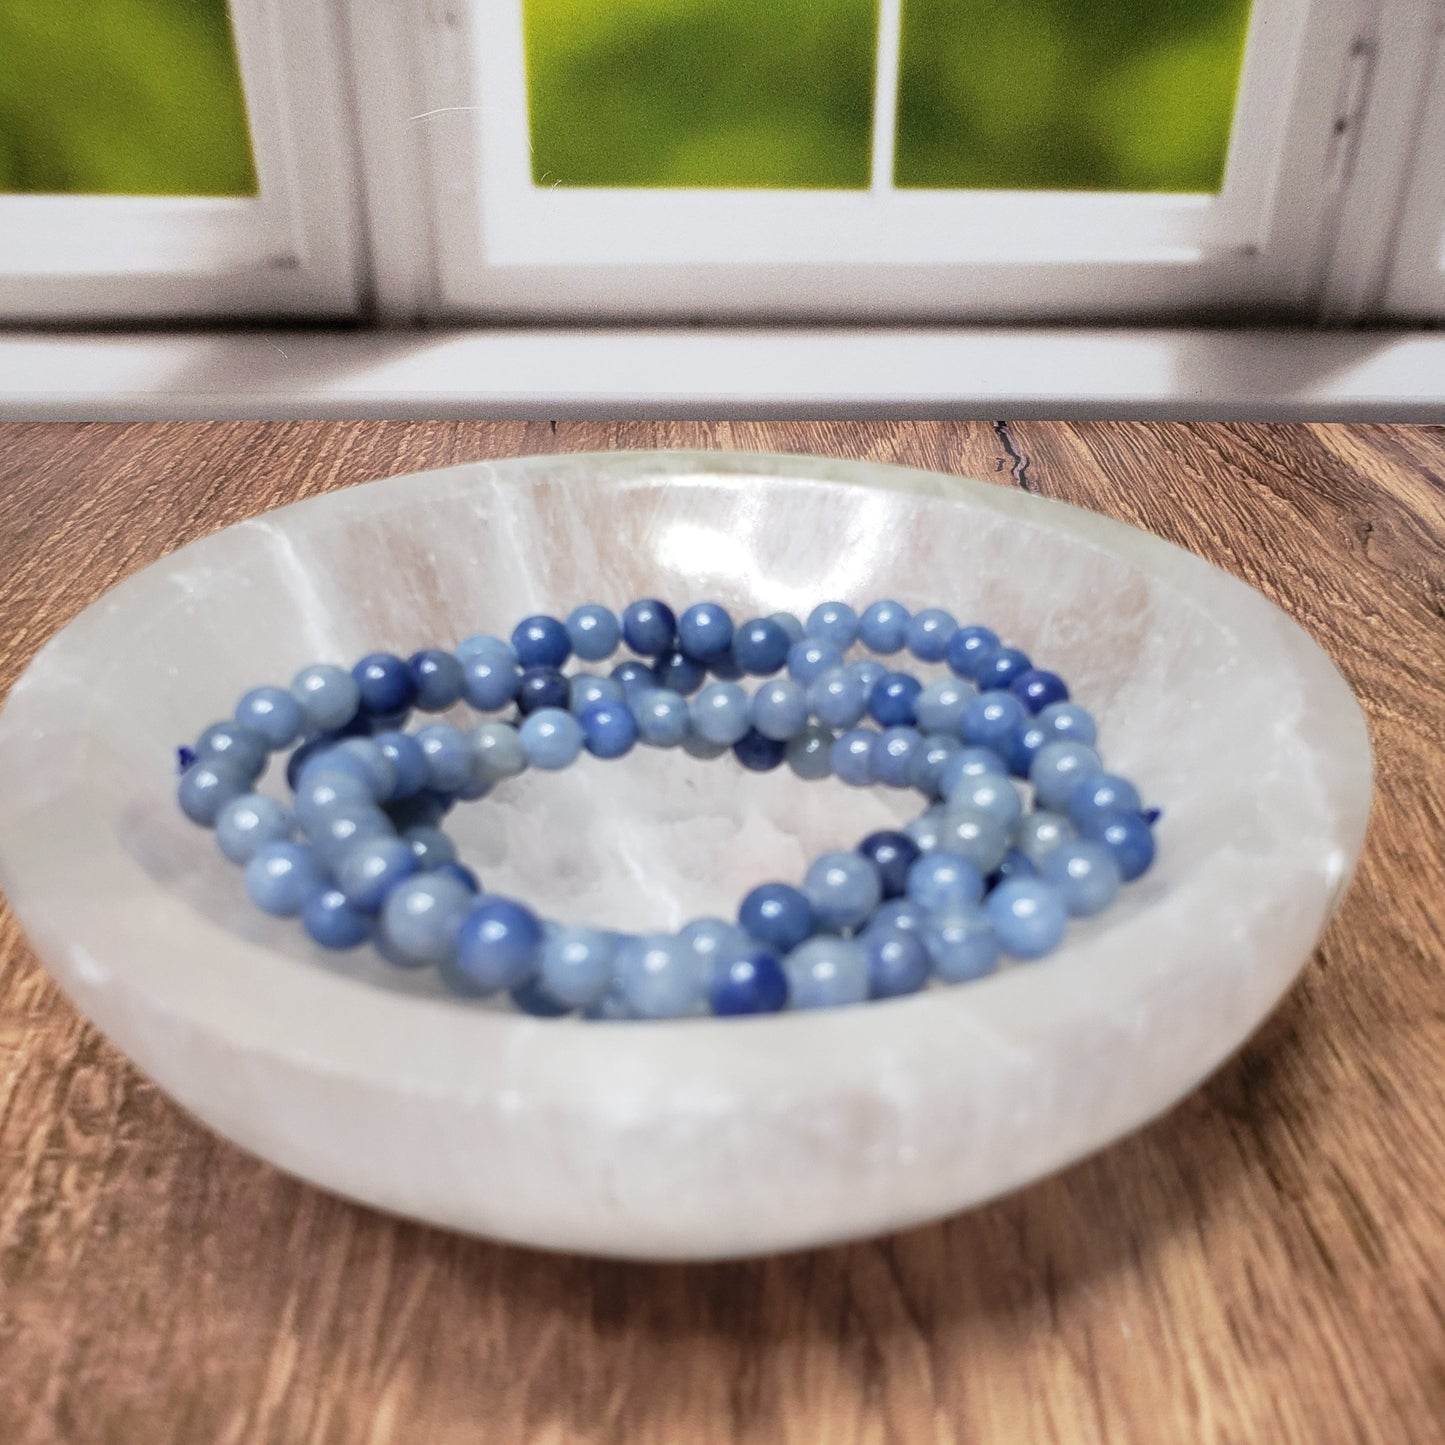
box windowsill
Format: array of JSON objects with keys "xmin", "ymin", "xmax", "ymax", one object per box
[{"xmin": 0, "ymin": 324, "xmax": 1442, "ymax": 420}]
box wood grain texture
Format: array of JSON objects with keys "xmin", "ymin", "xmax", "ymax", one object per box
[{"xmin": 0, "ymin": 421, "xmax": 1442, "ymax": 1445}]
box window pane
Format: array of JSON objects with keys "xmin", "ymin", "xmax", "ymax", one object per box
[
  {"xmin": 523, "ymin": 0, "xmax": 877, "ymax": 188},
  {"xmin": 0, "ymin": 0, "xmax": 257, "ymax": 195},
  {"xmin": 895, "ymin": 0, "xmax": 1253, "ymax": 192}
]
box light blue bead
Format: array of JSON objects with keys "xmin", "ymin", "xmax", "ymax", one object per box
[
  {"xmin": 1067, "ymin": 772, "xmax": 1142, "ymax": 830},
  {"xmin": 177, "ymin": 758, "xmax": 248, "ymax": 827},
  {"xmin": 944, "ymin": 770, "xmax": 1023, "ymax": 831},
  {"xmin": 1030, "ymin": 741, "xmax": 1104, "ymax": 811},
  {"xmin": 330, "ymin": 738, "xmax": 398, "ymax": 801},
  {"xmin": 787, "ymin": 723, "xmax": 834, "ymax": 780},
  {"xmin": 906, "ymin": 850, "xmax": 985, "ymax": 911},
  {"xmin": 909, "ymin": 736, "xmax": 962, "ymax": 798},
  {"xmin": 802, "ymin": 851, "xmax": 882, "ymax": 931},
  {"xmin": 830, "ymin": 727, "xmax": 878, "ymax": 786},
  {"xmin": 749, "ymin": 678, "xmax": 809, "ymax": 740},
  {"xmin": 987, "ymin": 878, "xmax": 1068, "ymax": 959},
  {"xmin": 677, "ymin": 602, "xmax": 735, "ymax": 661},
  {"xmin": 301, "ymin": 887, "xmax": 371, "ymax": 949},
  {"xmin": 866, "ymin": 897, "xmax": 927, "ymax": 937},
  {"xmin": 215, "ymin": 793, "xmax": 292, "ymax": 864},
  {"xmin": 455, "ymin": 633, "xmax": 515, "ymax": 664},
  {"xmin": 460, "ymin": 653, "xmax": 522, "ymax": 711},
  {"xmin": 914, "ymin": 679, "xmax": 974, "ymax": 736},
  {"xmin": 680, "ymin": 917, "xmax": 751, "ymax": 988},
  {"xmin": 634, "ymin": 688, "xmax": 691, "ymax": 747},
  {"xmin": 846, "ymin": 658, "xmax": 887, "ymax": 696},
  {"xmin": 290, "ymin": 664, "xmax": 360, "ymax": 731},
  {"xmin": 691, "ymin": 682, "xmax": 751, "ymax": 745},
  {"xmin": 871, "ymin": 726, "xmax": 922, "ymax": 787},
  {"xmin": 1038, "ymin": 701, "xmax": 1097, "ymax": 747},
  {"xmin": 1040, "ymin": 839, "xmax": 1122, "ymax": 917},
  {"xmin": 293, "ymin": 770, "xmax": 374, "ymax": 830},
  {"xmin": 906, "ymin": 608, "xmax": 957, "ymax": 663},
  {"xmin": 769, "ymin": 611, "xmax": 806, "ymax": 644},
  {"xmin": 787, "ymin": 639, "xmax": 844, "ymax": 686},
  {"xmin": 807, "ymin": 667, "xmax": 867, "ymax": 729},
  {"xmin": 470, "ymin": 721, "xmax": 527, "ymax": 781},
  {"xmin": 863, "ymin": 925, "xmax": 931, "ymax": 998},
  {"xmin": 920, "ymin": 905, "xmax": 999, "ymax": 982},
  {"xmin": 1015, "ymin": 810, "xmax": 1077, "ymax": 866},
  {"xmin": 566, "ymin": 604, "xmax": 621, "ymax": 662},
  {"xmin": 519, "ymin": 707, "xmax": 585, "ymax": 769},
  {"xmin": 580, "ymin": 701, "xmax": 638, "ymax": 759},
  {"xmin": 336, "ymin": 836, "xmax": 419, "ymax": 912},
  {"xmin": 244, "ymin": 841, "xmax": 324, "ymax": 918},
  {"xmin": 415, "ymin": 723, "xmax": 475, "ymax": 791},
  {"xmin": 784, "ymin": 937, "xmax": 869, "ymax": 1009},
  {"xmin": 858, "ymin": 600, "xmax": 910, "ymax": 654},
  {"xmin": 905, "ymin": 806, "xmax": 946, "ymax": 852},
  {"xmin": 616, "ymin": 933, "xmax": 703, "ymax": 1018},
  {"xmin": 806, "ymin": 601, "xmax": 859, "ymax": 649},
  {"xmin": 402, "ymin": 824, "xmax": 457, "ymax": 870},
  {"xmin": 373, "ymin": 731, "xmax": 429, "ymax": 798},
  {"xmin": 449, "ymin": 898, "xmax": 544, "ymax": 995},
  {"xmin": 568, "ymin": 672, "xmax": 625, "ymax": 716},
  {"xmin": 682, "ymin": 731, "xmax": 730, "ymax": 760},
  {"xmin": 936, "ymin": 745, "xmax": 1009, "ymax": 799},
  {"xmin": 305, "ymin": 802, "xmax": 393, "ymax": 870},
  {"xmin": 377, "ymin": 873, "xmax": 474, "ymax": 966},
  {"xmin": 295, "ymin": 744, "xmax": 377, "ymax": 798},
  {"xmin": 960, "ymin": 690, "xmax": 1027, "ymax": 751},
  {"xmin": 540, "ymin": 926, "xmax": 617, "ymax": 1007},
  {"xmin": 934, "ymin": 806, "xmax": 1010, "ymax": 873},
  {"xmin": 194, "ymin": 719, "xmax": 271, "ymax": 779},
  {"xmin": 235, "ymin": 685, "xmax": 303, "ymax": 749}
]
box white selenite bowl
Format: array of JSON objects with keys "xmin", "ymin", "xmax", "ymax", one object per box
[{"xmin": 0, "ymin": 451, "xmax": 1372, "ymax": 1260}]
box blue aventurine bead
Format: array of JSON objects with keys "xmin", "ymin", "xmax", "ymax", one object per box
[
  {"xmin": 734, "ymin": 729, "xmax": 788, "ymax": 771},
  {"xmin": 1037, "ymin": 701, "xmax": 1097, "ymax": 747},
  {"xmin": 865, "ymin": 897, "xmax": 927, "ymax": 936},
  {"xmin": 991, "ymin": 848, "xmax": 1039, "ymax": 886},
  {"xmin": 908, "ymin": 736, "xmax": 962, "ymax": 798},
  {"xmin": 615, "ymin": 933, "xmax": 703, "ymax": 1018},
  {"xmin": 610, "ymin": 658, "xmax": 659, "ymax": 700},
  {"xmin": 769, "ymin": 611, "xmax": 806, "ymax": 644},
  {"xmin": 580, "ymin": 700, "xmax": 639, "ymax": 759},
  {"xmin": 402, "ymin": 824, "xmax": 456, "ymax": 869},
  {"xmin": 1068, "ymin": 772, "xmax": 1143, "ymax": 830},
  {"xmin": 1015, "ymin": 810, "xmax": 1077, "ymax": 867},
  {"xmin": 944, "ymin": 770, "xmax": 1023, "ymax": 831},
  {"xmin": 1040, "ymin": 839, "xmax": 1122, "ymax": 916},
  {"xmin": 846, "ymin": 658, "xmax": 887, "ymax": 696},
  {"xmin": 447, "ymin": 897, "xmax": 545, "ymax": 995},
  {"xmin": 337, "ymin": 836, "xmax": 419, "ymax": 913},
  {"xmin": 960, "ymin": 690, "xmax": 1026, "ymax": 751},
  {"xmin": 690, "ymin": 682, "xmax": 751, "ymax": 745},
  {"xmin": 654, "ymin": 650, "xmax": 707, "ymax": 695},
  {"xmin": 807, "ymin": 666, "xmax": 867, "ymax": 730},
  {"xmin": 787, "ymin": 639, "xmax": 844, "ymax": 686},
  {"xmin": 302, "ymin": 887, "xmax": 371, "ymax": 950},
  {"xmin": 710, "ymin": 950, "xmax": 789, "ymax": 1015},
  {"xmin": 234, "ymin": 686, "xmax": 303, "ymax": 750},
  {"xmin": 858, "ymin": 600, "xmax": 910, "ymax": 655},
  {"xmin": 868, "ymin": 672, "xmax": 922, "ymax": 727},
  {"xmin": 806, "ymin": 601, "xmax": 860, "ymax": 650},
  {"xmin": 920, "ymin": 905, "xmax": 999, "ymax": 982},
  {"xmin": 377, "ymin": 873, "xmax": 474, "ymax": 967},
  {"xmin": 519, "ymin": 708, "xmax": 585, "ymax": 770},
  {"xmin": 245, "ymin": 841, "xmax": 324, "ymax": 918},
  {"xmin": 1092, "ymin": 810, "xmax": 1156, "ymax": 881},
  {"xmin": 749, "ymin": 677, "xmax": 809, "ymax": 740},
  {"xmin": 862, "ymin": 925, "xmax": 930, "ymax": 999},
  {"xmin": 784, "ymin": 937, "xmax": 869, "ymax": 1010},
  {"xmin": 906, "ymin": 607, "xmax": 957, "ymax": 663},
  {"xmin": 677, "ymin": 602, "xmax": 735, "ymax": 661},
  {"xmin": 454, "ymin": 633, "xmax": 514, "ymax": 664},
  {"xmin": 407, "ymin": 649, "xmax": 464, "ymax": 711},
  {"xmin": 732, "ymin": 618, "xmax": 791, "ymax": 675},
  {"xmin": 906, "ymin": 850, "xmax": 985, "ymax": 911},
  {"xmin": 195, "ymin": 721, "xmax": 268, "ymax": 781},
  {"xmin": 803, "ymin": 851, "xmax": 882, "ymax": 931},
  {"xmin": 944, "ymin": 625, "xmax": 1000, "ymax": 680},
  {"xmin": 470, "ymin": 721, "xmax": 527, "ymax": 781},
  {"xmin": 621, "ymin": 598, "xmax": 676, "ymax": 656},
  {"xmin": 352, "ymin": 653, "xmax": 418, "ymax": 715},
  {"xmin": 739, "ymin": 881, "xmax": 815, "ymax": 952},
  {"xmin": 511, "ymin": 614, "xmax": 572, "ymax": 669},
  {"xmin": 415, "ymin": 723, "xmax": 476, "ymax": 791},
  {"xmin": 987, "ymin": 878, "xmax": 1068, "ymax": 959},
  {"xmin": 913, "ymin": 679, "xmax": 973, "ymax": 737},
  {"xmin": 830, "ymin": 727, "xmax": 878, "ymax": 785},
  {"xmin": 432, "ymin": 860, "xmax": 482, "ymax": 893},
  {"xmin": 177, "ymin": 757, "xmax": 248, "ymax": 826},
  {"xmin": 566, "ymin": 604, "xmax": 621, "ymax": 662},
  {"xmin": 516, "ymin": 666, "xmax": 572, "ymax": 715},
  {"xmin": 1010, "ymin": 668, "xmax": 1069, "ymax": 714},
  {"xmin": 871, "ymin": 726, "xmax": 922, "ymax": 787},
  {"xmin": 540, "ymin": 926, "xmax": 617, "ymax": 1007},
  {"xmin": 679, "ymin": 917, "xmax": 750, "ymax": 986},
  {"xmin": 215, "ymin": 793, "xmax": 292, "ymax": 864},
  {"xmin": 978, "ymin": 646, "xmax": 1032, "ymax": 691},
  {"xmin": 1030, "ymin": 740, "xmax": 1103, "ymax": 811},
  {"xmin": 857, "ymin": 829, "xmax": 920, "ymax": 898},
  {"xmin": 634, "ymin": 688, "xmax": 691, "ymax": 747},
  {"xmin": 568, "ymin": 672, "xmax": 626, "ymax": 715},
  {"xmin": 786, "ymin": 724, "xmax": 833, "ymax": 780},
  {"xmin": 936, "ymin": 744, "xmax": 1009, "ymax": 799},
  {"xmin": 460, "ymin": 653, "xmax": 522, "ymax": 712},
  {"xmin": 291, "ymin": 664, "xmax": 360, "ymax": 732}
]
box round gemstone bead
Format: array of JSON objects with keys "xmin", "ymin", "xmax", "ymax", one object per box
[
  {"xmin": 1015, "ymin": 810, "xmax": 1077, "ymax": 867},
  {"xmin": 936, "ymin": 745, "xmax": 1009, "ymax": 799},
  {"xmin": 846, "ymin": 658, "xmax": 887, "ymax": 696},
  {"xmin": 470, "ymin": 721, "xmax": 527, "ymax": 781},
  {"xmin": 301, "ymin": 887, "xmax": 371, "ymax": 950},
  {"xmin": 234, "ymin": 686, "xmax": 303, "ymax": 749},
  {"xmin": 610, "ymin": 659, "xmax": 659, "ymax": 700},
  {"xmin": 415, "ymin": 723, "xmax": 475, "ymax": 791},
  {"xmin": 807, "ymin": 666, "xmax": 867, "ymax": 729},
  {"xmin": 944, "ymin": 770, "xmax": 1023, "ymax": 831},
  {"xmin": 580, "ymin": 701, "xmax": 639, "ymax": 759},
  {"xmin": 862, "ymin": 925, "xmax": 930, "ymax": 999},
  {"xmin": 787, "ymin": 639, "xmax": 844, "ymax": 686},
  {"xmin": 329, "ymin": 737, "xmax": 398, "ymax": 800},
  {"xmin": 906, "ymin": 607, "xmax": 956, "ymax": 662},
  {"xmin": 784, "ymin": 937, "xmax": 869, "ymax": 1010},
  {"xmin": 871, "ymin": 726, "xmax": 922, "ymax": 787},
  {"xmin": 933, "ymin": 807, "xmax": 1009, "ymax": 874},
  {"xmin": 293, "ymin": 770, "xmax": 374, "ymax": 830},
  {"xmin": 978, "ymin": 646, "xmax": 1032, "ymax": 691},
  {"xmin": 681, "ymin": 731, "xmax": 730, "ymax": 761},
  {"xmin": 460, "ymin": 653, "xmax": 522, "ymax": 711},
  {"xmin": 569, "ymin": 673, "xmax": 625, "ymax": 716},
  {"xmin": 352, "ymin": 653, "xmax": 417, "ymax": 716},
  {"xmin": 909, "ymin": 736, "xmax": 963, "ymax": 798},
  {"xmin": 858, "ymin": 600, "xmax": 910, "ymax": 654},
  {"xmin": 634, "ymin": 688, "xmax": 691, "ymax": 747},
  {"xmin": 244, "ymin": 841, "xmax": 324, "ymax": 918},
  {"xmin": 305, "ymin": 802, "xmax": 393, "ymax": 870},
  {"xmin": 906, "ymin": 850, "xmax": 985, "ymax": 911},
  {"xmin": 371, "ymin": 731, "xmax": 428, "ymax": 798},
  {"xmin": 336, "ymin": 836, "xmax": 419, "ymax": 913},
  {"xmin": 407, "ymin": 649, "xmax": 464, "ymax": 711},
  {"xmin": 739, "ymin": 882, "xmax": 814, "ymax": 952},
  {"xmin": 806, "ymin": 601, "xmax": 860, "ymax": 650},
  {"xmin": 691, "ymin": 682, "xmax": 751, "ymax": 745},
  {"xmin": 830, "ymin": 727, "xmax": 878, "ymax": 786},
  {"xmin": 1030, "ymin": 741, "xmax": 1104, "ymax": 811},
  {"xmin": 1037, "ymin": 701, "xmax": 1097, "ymax": 747},
  {"xmin": 290, "ymin": 664, "xmax": 360, "ymax": 731},
  {"xmin": 1040, "ymin": 839, "xmax": 1122, "ymax": 916},
  {"xmin": 987, "ymin": 878, "xmax": 1068, "ymax": 959},
  {"xmin": 802, "ymin": 851, "xmax": 882, "ymax": 931},
  {"xmin": 920, "ymin": 905, "xmax": 999, "ymax": 982},
  {"xmin": 768, "ymin": 611, "xmax": 806, "ymax": 644},
  {"xmin": 215, "ymin": 793, "xmax": 292, "ymax": 864},
  {"xmin": 991, "ymin": 848, "xmax": 1039, "ymax": 885},
  {"xmin": 448, "ymin": 897, "xmax": 544, "ymax": 995},
  {"xmin": 734, "ymin": 730, "xmax": 787, "ymax": 771},
  {"xmin": 960, "ymin": 691, "xmax": 1027, "ymax": 751},
  {"xmin": 857, "ymin": 829, "xmax": 920, "ymax": 898},
  {"xmin": 511, "ymin": 615, "xmax": 572, "ymax": 669},
  {"xmin": 195, "ymin": 721, "xmax": 268, "ymax": 781},
  {"xmin": 1068, "ymin": 772, "xmax": 1143, "ymax": 830},
  {"xmin": 914, "ymin": 679, "xmax": 973, "ymax": 737},
  {"xmin": 866, "ymin": 897, "xmax": 927, "ymax": 937},
  {"xmin": 677, "ymin": 602, "xmax": 735, "ymax": 662},
  {"xmin": 519, "ymin": 708, "xmax": 585, "ymax": 770},
  {"xmin": 679, "ymin": 917, "xmax": 750, "ymax": 986},
  {"xmin": 177, "ymin": 757, "xmax": 249, "ymax": 826},
  {"xmin": 454, "ymin": 633, "xmax": 514, "ymax": 664},
  {"xmin": 944, "ymin": 624, "xmax": 1000, "ymax": 680},
  {"xmin": 1092, "ymin": 811, "xmax": 1156, "ymax": 880},
  {"xmin": 540, "ymin": 926, "xmax": 617, "ymax": 1007},
  {"xmin": 565, "ymin": 604, "xmax": 621, "ymax": 662},
  {"xmin": 378, "ymin": 873, "xmax": 474, "ymax": 967},
  {"xmin": 616, "ymin": 933, "xmax": 703, "ymax": 1018},
  {"xmin": 1006, "ymin": 720, "xmax": 1052, "ymax": 778},
  {"xmin": 868, "ymin": 672, "xmax": 922, "ymax": 727},
  {"xmin": 786, "ymin": 724, "xmax": 833, "ymax": 780},
  {"xmin": 1010, "ymin": 668, "xmax": 1069, "ymax": 714},
  {"xmin": 621, "ymin": 598, "xmax": 677, "ymax": 656},
  {"xmin": 516, "ymin": 666, "xmax": 571, "ymax": 715},
  {"xmin": 710, "ymin": 950, "xmax": 789, "ymax": 1015},
  {"xmin": 654, "ymin": 650, "xmax": 706, "ymax": 695},
  {"xmin": 749, "ymin": 678, "xmax": 809, "ymax": 740},
  {"xmin": 398, "ymin": 824, "xmax": 454, "ymax": 871},
  {"xmin": 731, "ymin": 618, "xmax": 791, "ymax": 675}
]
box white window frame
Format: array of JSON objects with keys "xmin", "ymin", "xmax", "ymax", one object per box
[{"xmin": 0, "ymin": 0, "xmax": 364, "ymax": 322}]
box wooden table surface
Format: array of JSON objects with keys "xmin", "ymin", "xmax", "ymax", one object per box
[{"xmin": 0, "ymin": 421, "xmax": 1442, "ymax": 1445}]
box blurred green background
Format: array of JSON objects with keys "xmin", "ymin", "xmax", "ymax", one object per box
[
  {"xmin": 0, "ymin": 0, "xmax": 255, "ymax": 195},
  {"xmin": 525, "ymin": 0, "xmax": 1252, "ymax": 192}
]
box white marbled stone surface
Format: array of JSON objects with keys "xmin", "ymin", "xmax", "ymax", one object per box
[{"xmin": 0, "ymin": 451, "xmax": 1373, "ymax": 1259}]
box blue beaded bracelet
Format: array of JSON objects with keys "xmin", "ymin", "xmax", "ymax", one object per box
[{"xmin": 177, "ymin": 599, "xmax": 1158, "ymax": 1020}]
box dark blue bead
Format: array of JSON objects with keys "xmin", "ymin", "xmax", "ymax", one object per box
[
  {"xmin": 988, "ymin": 848, "xmax": 1039, "ymax": 889},
  {"xmin": 351, "ymin": 653, "xmax": 418, "ymax": 715},
  {"xmin": 580, "ymin": 701, "xmax": 639, "ymax": 759},
  {"xmin": 857, "ymin": 830, "xmax": 920, "ymax": 898},
  {"xmin": 732, "ymin": 618, "xmax": 791, "ymax": 675},
  {"xmin": 1006, "ymin": 721, "xmax": 1052, "ymax": 777},
  {"xmin": 621, "ymin": 598, "xmax": 676, "ymax": 656},
  {"xmin": 511, "ymin": 614, "xmax": 572, "ymax": 669},
  {"xmin": 677, "ymin": 602, "xmax": 735, "ymax": 662},
  {"xmin": 707, "ymin": 651, "xmax": 744, "ymax": 681},
  {"xmin": 407, "ymin": 649, "xmax": 464, "ymax": 710},
  {"xmin": 302, "ymin": 887, "xmax": 372, "ymax": 949},
  {"xmin": 610, "ymin": 659, "xmax": 659, "ymax": 699},
  {"xmin": 655, "ymin": 650, "xmax": 707, "ymax": 695},
  {"xmin": 944, "ymin": 624, "xmax": 1000, "ymax": 679},
  {"xmin": 710, "ymin": 950, "xmax": 789, "ymax": 1015},
  {"xmin": 449, "ymin": 897, "xmax": 545, "ymax": 995},
  {"xmin": 862, "ymin": 926, "xmax": 931, "ymax": 999},
  {"xmin": 978, "ymin": 646, "xmax": 1032, "ymax": 690},
  {"xmin": 516, "ymin": 666, "xmax": 571, "ymax": 715},
  {"xmin": 1068, "ymin": 772, "xmax": 1143, "ymax": 829},
  {"xmin": 1094, "ymin": 811, "xmax": 1156, "ymax": 881},
  {"xmin": 739, "ymin": 882, "xmax": 815, "ymax": 952},
  {"xmin": 868, "ymin": 672, "xmax": 922, "ymax": 727},
  {"xmin": 733, "ymin": 729, "xmax": 787, "ymax": 771},
  {"xmin": 510, "ymin": 976, "xmax": 574, "ymax": 1017},
  {"xmin": 1010, "ymin": 668, "xmax": 1069, "ymax": 713},
  {"xmin": 432, "ymin": 860, "xmax": 482, "ymax": 892}
]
